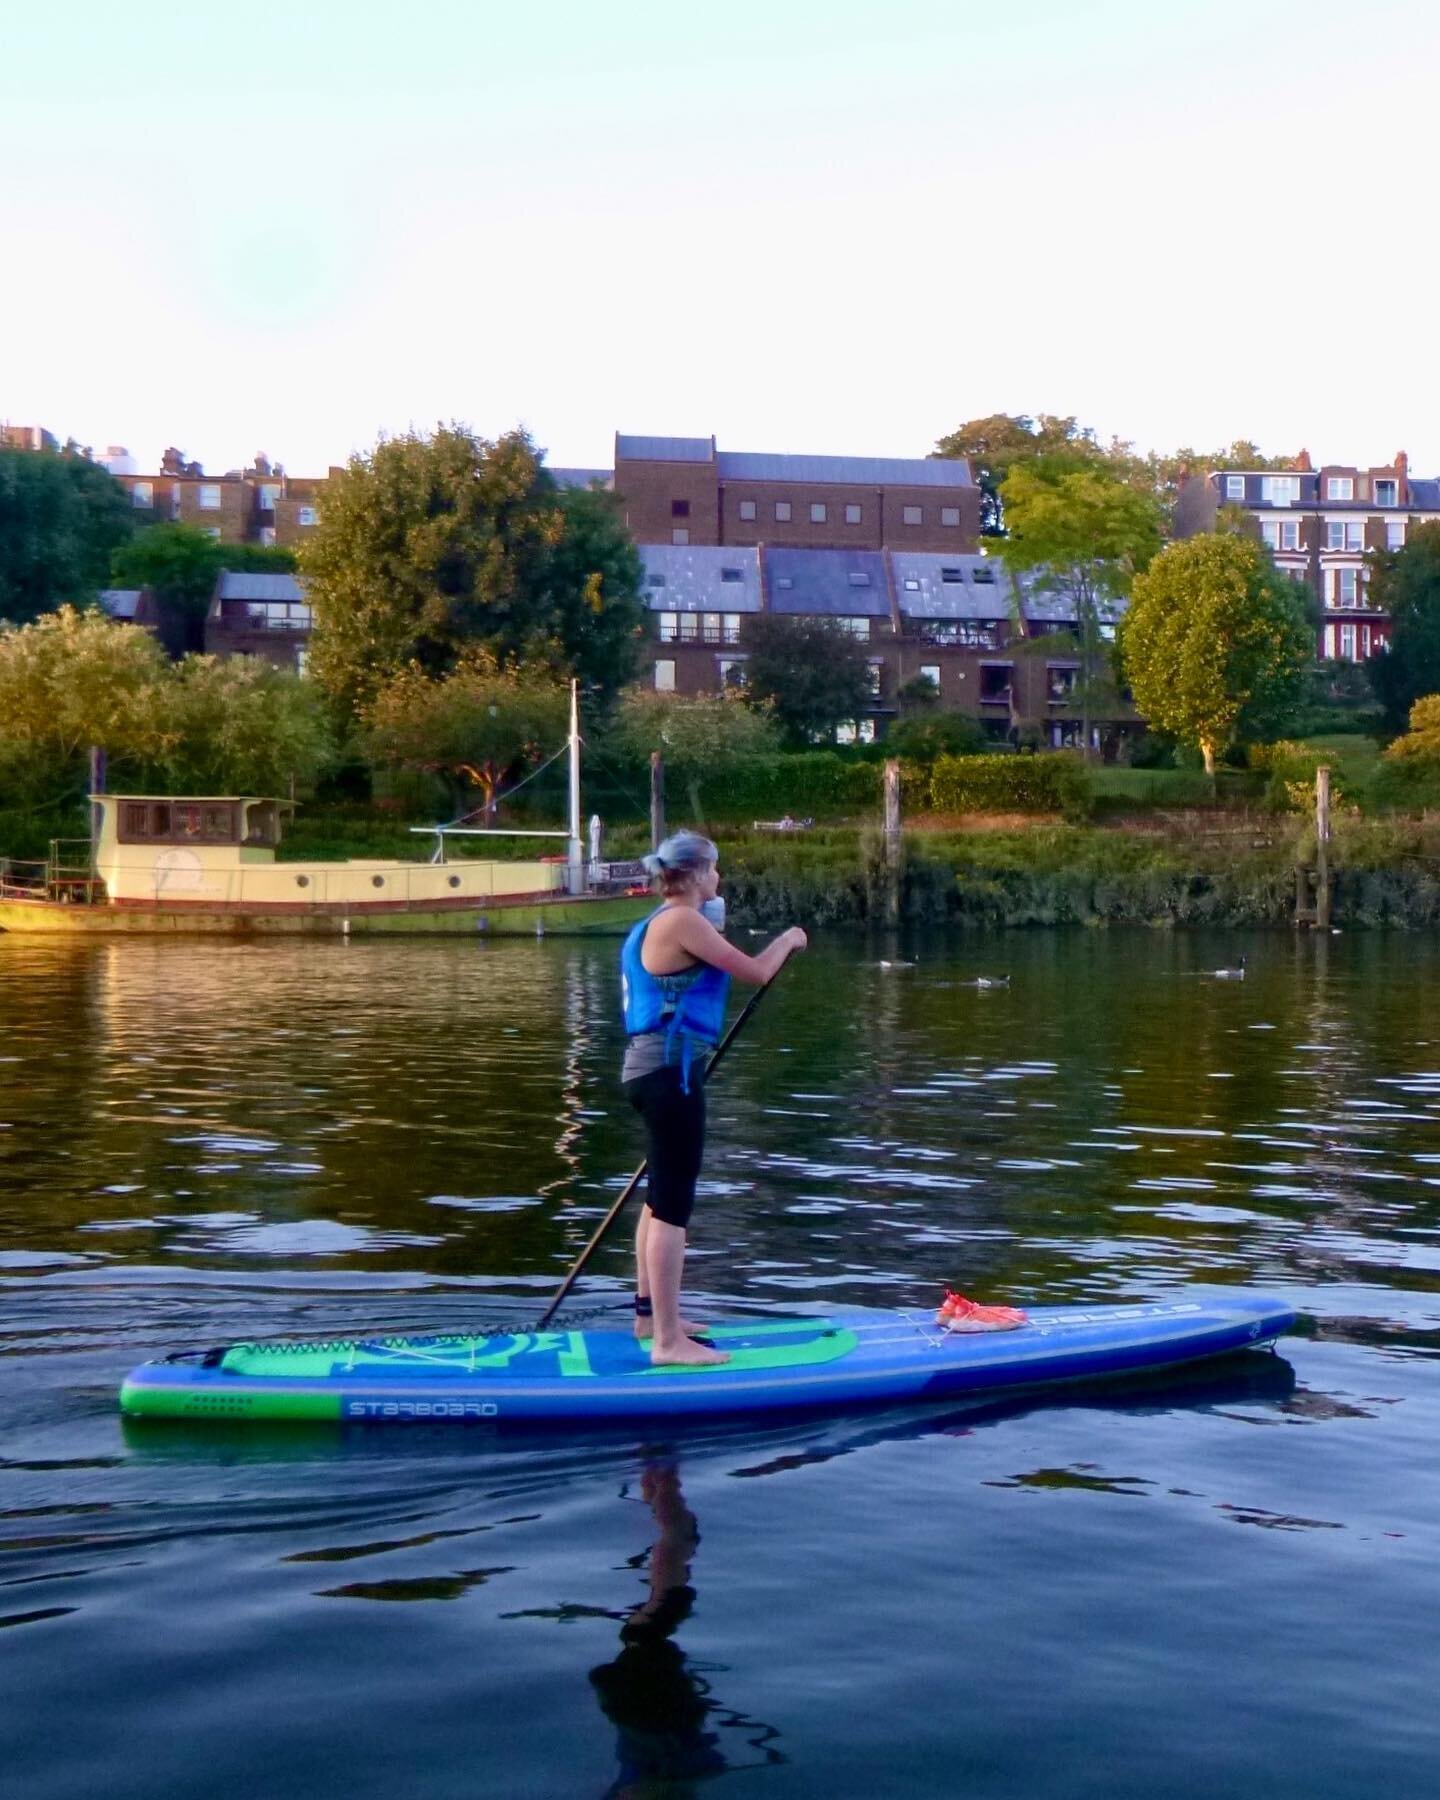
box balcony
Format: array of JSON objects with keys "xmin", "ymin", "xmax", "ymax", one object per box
[{"xmin": 656, "ymin": 625, "xmax": 742, "ymax": 646}]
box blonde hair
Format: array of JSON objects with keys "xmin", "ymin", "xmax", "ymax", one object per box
[{"xmin": 643, "ymin": 831, "xmax": 717, "ymax": 897}]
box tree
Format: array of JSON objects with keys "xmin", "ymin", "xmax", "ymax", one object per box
[
  {"xmin": 1366, "ymin": 522, "xmax": 1440, "ymax": 733},
  {"xmin": 111, "ymin": 524, "xmax": 298, "ymax": 652},
  {"xmin": 361, "ymin": 653, "xmax": 570, "ymax": 821},
  {"xmin": 163, "ymin": 657, "xmax": 333, "ymax": 795},
  {"xmin": 304, "ymin": 426, "xmax": 646, "ymax": 726},
  {"xmin": 1121, "ymin": 536, "xmax": 1313, "ymax": 776},
  {"xmin": 0, "ymin": 606, "xmax": 171, "ymax": 780},
  {"xmin": 885, "ymin": 711, "xmax": 985, "ymax": 760},
  {"xmin": 933, "ymin": 414, "xmax": 1108, "ymax": 534},
  {"xmin": 609, "ymin": 689, "xmax": 779, "ymax": 822},
  {"xmin": 1384, "ymin": 693, "xmax": 1440, "ymax": 761},
  {"xmin": 542, "ymin": 484, "xmax": 646, "ymax": 708},
  {"xmin": 738, "ymin": 614, "xmax": 875, "ymax": 747},
  {"xmin": 997, "ymin": 465, "xmax": 1164, "ymax": 757},
  {"xmin": 0, "ymin": 447, "xmax": 135, "ymax": 625}
]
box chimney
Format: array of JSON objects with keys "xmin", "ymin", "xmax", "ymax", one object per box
[
  {"xmin": 1295, "ymin": 448, "xmax": 1313, "ymax": 472},
  {"xmin": 1175, "ymin": 463, "xmax": 1190, "ymax": 490},
  {"xmin": 1396, "ymin": 449, "xmax": 1409, "ymax": 502}
]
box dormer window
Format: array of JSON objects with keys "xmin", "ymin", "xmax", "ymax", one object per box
[
  {"xmin": 1326, "ymin": 477, "xmax": 1354, "ymax": 500},
  {"xmin": 941, "ymin": 566, "xmax": 964, "ymax": 584},
  {"xmin": 847, "ymin": 571, "xmax": 872, "ymax": 587},
  {"xmin": 1225, "ymin": 475, "xmax": 1245, "ymax": 499},
  {"xmin": 1375, "ymin": 479, "xmax": 1398, "ymax": 506}
]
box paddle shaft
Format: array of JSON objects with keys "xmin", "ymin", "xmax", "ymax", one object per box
[{"xmin": 534, "ymin": 967, "xmax": 784, "ymax": 1329}]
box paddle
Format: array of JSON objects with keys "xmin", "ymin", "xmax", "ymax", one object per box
[{"xmin": 534, "ymin": 966, "xmax": 785, "ymax": 1330}]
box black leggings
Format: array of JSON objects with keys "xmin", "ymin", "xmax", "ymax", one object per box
[{"xmin": 624, "ymin": 1065, "xmax": 707, "ymax": 1230}]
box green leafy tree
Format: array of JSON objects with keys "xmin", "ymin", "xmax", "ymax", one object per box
[
  {"xmin": 739, "ymin": 614, "xmax": 875, "ymax": 747},
  {"xmin": 609, "ymin": 689, "xmax": 779, "ymax": 822},
  {"xmin": 307, "ymin": 425, "xmax": 640, "ymax": 727},
  {"xmin": 1366, "ymin": 522, "xmax": 1440, "ymax": 733},
  {"xmin": 0, "ymin": 448, "xmax": 136, "ymax": 624},
  {"xmin": 542, "ymin": 484, "xmax": 645, "ymax": 708},
  {"xmin": 997, "ymin": 465, "xmax": 1163, "ymax": 757},
  {"xmin": 361, "ymin": 653, "xmax": 570, "ymax": 821},
  {"xmin": 111, "ymin": 524, "xmax": 297, "ymax": 652},
  {"xmin": 163, "ymin": 657, "xmax": 333, "ymax": 795},
  {"xmin": 0, "ymin": 606, "xmax": 171, "ymax": 784},
  {"xmin": 1121, "ymin": 535, "xmax": 1313, "ymax": 776},
  {"xmin": 885, "ymin": 710, "xmax": 985, "ymax": 760},
  {"xmin": 933, "ymin": 414, "xmax": 1108, "ymax": 534},
  {"xmin": 1384, "ymin": 693, "xmax": 1440, "ymax": 761}
]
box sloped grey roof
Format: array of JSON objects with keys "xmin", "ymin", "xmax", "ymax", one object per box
[
  {"xmin": 1408, "ymin": 479, "xmax": 1440, "ymax": 509},
  {"xmin": 718, "ymin": 450, "xmax": 972, "ymax": 488},
  {"xmin": 98, "ymin": 589, "xmax": 143, "ymax": 620},
  {"xmin": 890, "ymin": 553, "xmax": 1013, "ymax": 619},
  {"xmin": 765, "ymin": 548, "xmax": 891, "ymax": 617},
  {"xmin": 1021, "ymin": 579, "xmax": 1126, "ymax": 627},
  {"xmin": 617, "ymin": 435, "xmax": 715, "ymax": 464},
  {"xmin": 548, "ymin": 467, "xmax": 612, "ymax": 490},
  {"xmin": 638, "ymin": 544, "xmax": 763, "ymax": 613},
  {"xmin": 214, "ymin": 571, "xmax": 308, "ymax": 602}
]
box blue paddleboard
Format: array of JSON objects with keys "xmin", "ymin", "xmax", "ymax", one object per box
[{"xmin": 119, "ymin": 1291, "xmax": 1295, "ymax": 1425}]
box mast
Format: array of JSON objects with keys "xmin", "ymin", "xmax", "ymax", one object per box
[{"xmin": 566, "ymin": 679, "xmax": 584, "ymax": 894}]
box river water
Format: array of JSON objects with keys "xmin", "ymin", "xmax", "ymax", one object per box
[{"xmin": 3, "ymin": 929, "xmax": 1439, "ymax": 1799}]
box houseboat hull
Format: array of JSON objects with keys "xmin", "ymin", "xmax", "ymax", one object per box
[{"xmin": 0, "ymin": 892, "xmax": 649, "ymax": 938}]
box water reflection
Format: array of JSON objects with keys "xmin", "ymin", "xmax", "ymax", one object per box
[{"xmin": 589, "ymin": 1454, "xmax": 785, "ymax": 1797}]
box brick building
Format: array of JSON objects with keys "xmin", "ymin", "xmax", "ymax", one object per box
[
  {"xmin": 555, "ymin": 432, "xmax": 981, "ymax": 552},
  {"xmin": 1174, "ymin": 451, "xmax": 1440, "ymax": 663},
  {"xmin": 1, "ymin": 423, "xmax": 59, "ymax": 452},
  {"xmin": 641, "ymin": 544, "xmax": 1127, "ymax": 749},
  {"xmin": 204, "ymin": 571, "xmax": 312, "ymax": 672},
  {"xmin": 104, "ymin": 451, "xmax": 331, "ymax": 550}
]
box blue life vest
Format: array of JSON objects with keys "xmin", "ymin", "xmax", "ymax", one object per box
[{"xmin": 621, "ymin": 906, "xmax": 731, "ymax": 1090}]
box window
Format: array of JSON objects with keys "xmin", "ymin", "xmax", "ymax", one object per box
[
  {"xmin": 840, "ymin": 617, "xmax": 871, "ymax": 641},
  {"xmin": 654, "ymin": 660, "xmax": 676, "ymax": 692},
  {"xmin": 1327, "ymin": 477, "xmax": 1354, "ymax": 500},
  {"xmin": 810, "ymin": 503, "xmax": 827, "ymax": 523},
  {"xmin": 1047, "ymin": 665, "xmax": 1078, "ymax": 702},
  {"xmin": 739, "ymin": 499, "xmax": 757, "ymax": 521},
  {"xmin": 847, "ymin": 571, "xmax": 872, "ymax": 587},
  {"xmin": 720, "ymin": 566, "xmax": 744, "ymax": 583},
  {"xmin": 203, "ymin": 527, "xmax": 222, "ymax": 541},
  {"xmin": 902, "ymin": 506, "xmax": 923, "ymax": 526},
  {"xmin": 971, "ymin": 564, "xmax": 996, "ymax": 584},
  {"xmin": 941, "ymin": 566, "xmax": 964, "ymax": 584},
  {"xmin": 1261, "ymin": 475, "xmax": 1299, "ymax": 505},
  {"xmin": 718, "ymin": 658, "xmax": 746, "ymax": 690},
  {"xmin": 836, "ymin": 719, "xmax": 876, "ymax": 745},
  {"xmin": 845, "ymin": 504, "xmax": 862, "ymax": 524},
  {"xmin": 776, "ymin": 575, "xmax": 794, "ymax": 589},
  {"xmin": 1387, "ymin": 521, "xmax": 1406, "ymax": 550},
  {"xmin": 198, "ymin": 484, "xmax": 222, "ymax": 510},
  {"xmin": 258, "ymin": 483, "xmax": 280, "ymax": 509},
  {"xmin": 1375, "ymin": 479, "xmax": 1398, "ymax": 507},
  {"xmin": 1326, "ymin": 521, "xmax": 1363, "ymax": 551},
  {"xmin": 979, "ymin": 664, "xmax": 1013, "ymax": 702},
  {"xmin": 672, "ymin": 527, "xmax": 690, "ymax": 546},
  {"xmin": 258, "ymin": 527, "xmax": 276, "ymax": 547},
  {"xmin": 1361, "ymin": 624, "xmax": 1372, "ymax": 657},
  {"xmin": 919, "ymin": 663, "xmax": 941, "ymax": 693},
  {"xmin": 1288, "ymin": 567, "xmax": 1308, "ymax": 583},
  {"xmin": 723, "ymin": 612, "xmax": 741, "ymax": 642},
  {"xmin": 1225, "ymin": 475, "xmax": 1246, "ymax": 499},
  {"xmin": 1340, "ymin": 622, "xmax": 1357, "ymax": 660},
  {"xmin": 1339, "ymin": 569, "xmax": 1359, "ymax": 605},
  {"xmin": 940, "ymin": 506, "xmax": 961, "ymax": 528},
  {"xmin": 647, "ymin": 571, "xmax": 666, "ymax": 587},
  {"xmin": 774, "ymin": 501, "xmax": 792, "ymax": 522},
  {"xmin": 1280, "ymin": 520, "xmax": 1300, "ymax": 550},
  {"xmin": 1261, "ymin": 521, "xmax": 1280, "ymax": 550},
  {"xmin": 902, "ymin": 577, "xmax": 920, "ymax": 591},
  {"xmin": 131, "ymin": 481, "xmax": 152, "ymax": 508},
  {"xmin": 866, "ymin": 660, "xmax": 883, "ymax": 696},
  {"xmin": 679, "ymin": 613, "xmax": 699, "ymax": 641},
  {"xmin": 297, "ymin": 506, "xmax": 318, "ymax": 527},
  {"xmin": 671, "ymin": 499, "xmax": 690, "ymax": 518},
  {"xmin": 657, "ymin": 610, "xmax": 679, "ymax": 642}
]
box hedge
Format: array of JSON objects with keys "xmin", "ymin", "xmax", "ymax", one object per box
[{"xmin": 928, "ymin": 752, "xmax": 1091, "ymax": 818}]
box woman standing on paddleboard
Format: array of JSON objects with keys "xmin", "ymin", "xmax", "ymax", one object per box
[{"xmin": 621, "ymin": 831, "xmax": 806, "ymax": 1367}]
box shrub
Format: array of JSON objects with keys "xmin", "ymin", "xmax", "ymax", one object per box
[{"xmin": 929, "ymin": 752, "xmax": 1091, "ymax": 819}]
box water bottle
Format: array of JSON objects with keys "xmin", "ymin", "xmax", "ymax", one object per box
[{"xmin": 700, "ymin": 896, "xmax": 726, "ymax": 933}]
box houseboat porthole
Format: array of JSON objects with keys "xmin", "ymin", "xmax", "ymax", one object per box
[
  {"xmin": 296, "ymin": 875, "xmax": 310, "ymax": 888},
  {"xmin": 371, "ymin": 876, "xmax": 385, "ymax": 888},
  {"xmin": 448, "ymin": 875, "xmax": 461, "ymax": 888}
]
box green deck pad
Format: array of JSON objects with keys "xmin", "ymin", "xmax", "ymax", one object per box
[
  {"xmin": 119, "ymin": 1380, "xmax": 343, "ymax": 1421},
  {"xmin": 214, "ymin": 1319, "xmax": 862, "ymax": 1383}
]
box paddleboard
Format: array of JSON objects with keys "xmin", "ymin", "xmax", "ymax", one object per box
[{"xmin": 119, "ymin": 1291, "xmax": 1295, "ymax": 1425}]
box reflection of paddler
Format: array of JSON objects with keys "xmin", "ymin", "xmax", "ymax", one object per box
[{"xmin": 590, "ymin": 1456, "xmax": 783, "ymax": 1797}]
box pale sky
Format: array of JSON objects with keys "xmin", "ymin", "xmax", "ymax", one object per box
[{"xmin": 5, "ymin": 0, "xmax": 1439, "ymax": 479}]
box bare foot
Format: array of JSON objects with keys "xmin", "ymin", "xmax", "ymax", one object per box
[
  {"xmin": 635, "ymin": 1313, "xmax": 707, "ymax": 1339},
  {"xmin": 650, "ymin": 1335, "xmax": 731, "ymax": 1368}
]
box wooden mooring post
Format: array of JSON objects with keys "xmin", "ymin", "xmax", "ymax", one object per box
[
  {"xmin": 1315, "ymin": 763, "xmax": 1332, "ymax": 931},
  {"xmin": 882, "ymin": 758, "xmax": 902, "ymax": 924},
  {"xmin": 649, "ymin": 752, "xmax": 665, "ymax": 853}
]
